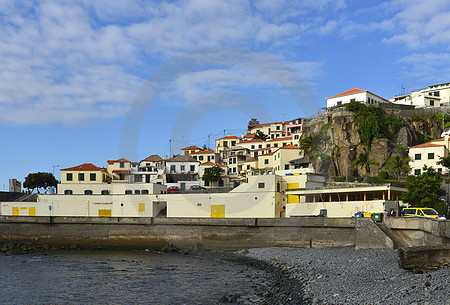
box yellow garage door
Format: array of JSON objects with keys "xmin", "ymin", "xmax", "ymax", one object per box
[
  {"xmin": 12, "ymin": 207, "xmax": 19, "ymax": 216},
  {"xmin": 98, "ymin": 209, "xmax": 112, "ymax": 217},
  {"xmin": 29, "ymin": 207, "xmax": 36, "ymax": 216},
  {"xmin": 211, "ymin": 205, "xmax": 225, "ymax": 218}
]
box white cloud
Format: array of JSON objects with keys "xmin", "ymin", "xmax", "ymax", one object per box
[{"xmin": 398, "ymin": 52, "xmax": 450, "ymax": 81}]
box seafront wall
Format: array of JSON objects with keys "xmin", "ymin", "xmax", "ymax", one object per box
[{"xmin": 0, "ymin": 216, "xmax": 393, "ymax": 250}]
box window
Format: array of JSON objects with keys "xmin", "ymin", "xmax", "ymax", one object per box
[
  {"xmin": 415, "ymin": 154, "xmax": 421, "ymax": 160},
  {"xmin": 120, "ymin": 162, "xmax": 124, "ymax": 168},
  {"xmin": 434, "ymin": 91, "xmax": 440, "ymax": 97},
  {"xmin": 233, "ymin": 167, "xmax": 236, "ymax": 173},
  {"xmin": 350, "ymin": 98, "xmax": 356, "ymax": 102},
  {"xmin": 125, "ymin": 190, "xmax": 132, "ymax": 194},
  {"xmin": 84, "ymin": 190, "xmax": 93, "ymax": 195},
  {"xmin": 258, "ymin": 144, "xmax": 262, "ymax": 148},
  {"xmin": 190, "ymin": 165, "xmax": 195, "ymax": 172},
  {"xmin": 223, "ymin": 141, "xmax": 228, "ymax": 147},
  {"xmin": 170, "ymin": 165, "xmax": 176, "ymax": 173},
  {"xmin": 264, "ymin": 159, "xmax": 269, "ymax": 165},
  {"xmin": 337, "ymin": 101, "xmax": 342, "ymax": 105},
  {"xmin": 258, "ymin": 182, "xmax": 265, "ymax": 188},
  {"xmin": 90, "ymin": 173, "xmax": 96, "ymax": 181},
  {"xmin": 180, "ymin": 165, "xmax": 185, "ymax": 171},
  {"xmin": 285, "ymin": 164, "xmax": 289, "ymax": 170},
  {"xmin": 414, "ymin": 169, "xmax": 421, "ymax": 175},
  {"xmin": 64, "ymin": 190, "xmax": 73, "ymax": 195},
  {"xmin": 276, "ymin": 126, "xmax": 280, "ymax": 130},
  {"xmin": 135, "ymin": 190, "xmax": 141, "ymax": 194},
  {"xmin": 78, "ymin": 173, "xmax": 84, "ymax": 181},
  {"xmin": 146, "ymin": 163, "xmax": 150, "ymax": 166},
  {"xmin": 438, "ymin": 168, "xmax": 442, "ymax": 173},
  {"xmin": 231, "ymin": 141, "xmax": 236, "ymax": 146},
  {"xmin": 267, "ymin": 144, "xmax": 271, "ymax": 147},
  {"xmin": 119, "ymin": 173, "xmax": 125, "ymax": 180},
  {"xmin": 205, "ymin": 180, "xmax": 210, "ymax": 186},
  {"xmin": 430, "ymin": 100, "xmax": 435, "ymax": 106},
  {"xmin": 247, "ymin": 165, "xmax": 250, "ymax": 170},
  {"xmin": 251, "ymin": 145, "xmax": 255, "ymax": 149},
  {"xmin": 294, "ymin": 135, "xmax": 299, "ymax": 139},
  {"xmin": 274, "ymin": 144, "xmax": 278, "ymax": 147},
  {"xmin": 142, "ymin": 190, "xmax": 149, "ymax": 194},
  {"xmin": 282, "ymin": 142, "xmax": 287, "ymax": 146},
  {"xmin": 101, "ymin": 190, "xmax": 109, "ymax": 195},
  {"xmin": 428, "ymin": 153, "xmax": 434, "ymax": 159},
  {"xmin": 66, "ymin": 173, "xmax": 73, "ymax": 181},
  {"xmin": 218, "ymin": 180, "xmax": 224, "ymax": 187},
  {"xmin": 198, "ymin": 156, "xmax": 203, "ymax": 161}
]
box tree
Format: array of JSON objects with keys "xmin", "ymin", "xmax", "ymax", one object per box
[
  {"xmin": 248, "ymin": 118, "xmax": 259, "ymax": 125},
  {"xmin": 202, "ymin": 165, "xmax": 224, "ymax": 186},
  {"xmin": 401, "ymin": 166, "xmax": 448, "ymax": 215},
  {"xmin": 23, "ymin": 172, "xmax": 58, "ymax": 193},
  {"xmin": 437, "ymin": 155, "xmax": 450, "ymax": 170},
  {"xmin": 385, "ymin": 153, "xmax": 411, "ymax": 178},
  {"xmin": 352, "ymin": 147, "xmax": 379, "ymax": 180},
  {"xmin": 299, "ymin": 125, "xmax": 330, "ymax": 159},
  {"xmin": 252, "ymin": 130, "xmax": 269, "ymax": 141}
]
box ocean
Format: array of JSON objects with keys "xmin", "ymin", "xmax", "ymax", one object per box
[{"xmin": 0, "ymin": 249, "xmax": 271, "ymax": 304}]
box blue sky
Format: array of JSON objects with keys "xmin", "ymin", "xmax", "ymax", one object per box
[{"xmin": 1, "ymin": 0, "xmax": 449, "ymax": 189}]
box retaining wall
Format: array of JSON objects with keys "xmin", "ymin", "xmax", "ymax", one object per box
[{"xmin": 0, "ymin": 216, "xmax": 391, "ymax": 250}]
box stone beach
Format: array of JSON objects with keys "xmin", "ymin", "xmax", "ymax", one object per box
[{"xmin": 241, "ymin": 247, "xmax": 450, "ymax": 305}]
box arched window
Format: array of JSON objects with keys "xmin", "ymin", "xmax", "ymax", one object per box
[
  {"xmin": 84, "ymin": 190, "xmax": 93, "ymax": 195},
  {"xmin": 64, "ymin": 190, "xmax": 73, "ymax": 195}
]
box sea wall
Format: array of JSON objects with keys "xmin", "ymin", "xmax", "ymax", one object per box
[{"xmin": 0, "ymin": 216, "xmax": 392, "ymax": 250}]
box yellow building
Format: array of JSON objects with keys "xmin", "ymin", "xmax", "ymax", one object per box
[
  {"xmin": 60, "ymin": 163, "xmax": 109, "ymax": 185},
  {"xmin": 190, "ymin": 149, "xmax": 217, "ymax": 163},
  {"xmin": 272, "ymin": 145, "xmax": 302, "ymax": 171},
  {"xmin": 247, "ymin": 121, "xmax": 286, "ymax": 139},
  {"xmin": 181, "ymin": 146, "xmax": 201, "ymax": 156},
  {"xmin": 265, "ymin": 136, "xmax": 294, "ymax": 149},
  {"xmin": 215, "ymin": 135, "xmax": 240, "ymax": 153},
  {"xmin": 106, "ymin": 158, "xmax": 136, "ymax": 182}
]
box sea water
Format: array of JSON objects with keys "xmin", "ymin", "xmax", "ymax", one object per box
[{"xmin": 0, "ymin": 250, "xmax": 269, "ymax": 304}]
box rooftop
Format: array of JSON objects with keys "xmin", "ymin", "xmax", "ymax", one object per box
[{"xmin": 61, "ymin": 163, "xmax": 103, "ymax": 171}]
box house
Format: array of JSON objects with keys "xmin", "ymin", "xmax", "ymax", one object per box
[
  {"xmin": 272, "ymin": 145, "xmax": 303, "ymax": 171},
  {"xmin": 408, "ymin": 136, "xmax": 450, "ymax": 175},
  {"xmin": 134, "ymin": 155, "xmax": 164, "ymax": 184},
  {"xmin": 265, "ymin": 136, "xmax": 294, "ymax": 149},
  {"xmin": 285, "ymin": 117, "xmax": 306, "ymax": 136},
  {"xmin": 165, "ymin": 155, "xmax": 199, "ymax": 174},
  {"xmin": 247, "ymin": 121, "xmax": 287, "ymax": 139},
  {"xmin": 326, "ymin": 88, "xmax": 388, "ymax": 108},
  {"xmin": 190, "ymin": 149, "xmax": 218, "ymax": 163},
  {"xmin": 181, "ymin": 146, "xmax": 202, "ymax": 156},
  {"xmin": 237, "ymin": 139, "xmax": 265, "ymax": 151},
  {"xmin": 215, "ymin": 135, "xmax": 240, "ymax": 153},
  {"xmin": 106, "ymin": 158, "xmax": 136, "ymax": 183},
  {"xmin": 390, "ymin": 82, "xmax": 450, "ymax": 107},
  {"xmin": 60, "ymin": 163, "xmax": 109, "ymax": 186}
]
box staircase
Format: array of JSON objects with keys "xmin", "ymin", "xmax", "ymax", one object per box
[{"xmin": 376, "ymin": 223, "xmax": 413, "ymax": 248}]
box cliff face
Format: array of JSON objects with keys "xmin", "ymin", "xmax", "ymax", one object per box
[{"xmin": 302, "ymin": 110, "xmax": 444, "ymax": 178}]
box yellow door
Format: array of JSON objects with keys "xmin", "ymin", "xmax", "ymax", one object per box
[
  {"xmin": 98, "ymin": 209, "xmax": 112, "ymax": 217},
  {"xmin": 29, "ymin": 207, "xmax": 36, "ymax": 216},
  {"xmin": 211, "ymin": 205, "xmax": 225, "ymax": 218},
  {"xmin": 287, "ymin": 195, "xmax": 299, "ymax": 203},
  {"xmin": 12, "ymin": 207, "xmax": 19, "ymax": 216},
  {"xmin": 287, "ymin": 183, "xmax": 299, "ymax": 190},
  {"xmin": 138, "ymin": 202, "xmax": 145, "ymax": 211}
]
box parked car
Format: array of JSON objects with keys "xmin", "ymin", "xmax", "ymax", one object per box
[
  {"xmin": 167, "ymin": 186, "xmax": 180, "ymax": 192},
  {"xmin": 402, "ymin": 207, "xmax": 439, "ymax": 219},
  {"xmin": 190, "ymin": 185, "xmax": 206, "ymax": 190}
]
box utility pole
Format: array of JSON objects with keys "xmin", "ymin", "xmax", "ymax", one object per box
[{"xmin": 169, "ymin": 138, "xmax": 172, "ymax": 158}]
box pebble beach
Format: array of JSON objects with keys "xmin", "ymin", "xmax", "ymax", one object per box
[{"xmin": 241, "ymin": 247, "xmax": 450, "ymax": 305}]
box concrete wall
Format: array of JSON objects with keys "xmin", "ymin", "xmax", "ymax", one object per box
[
  {"xmin": 0, "ymin": 216, "xmax": 392, "ymax": 250},
  {"xmin": 286, "ymin": 200, "xmax": 391, "ymax": 217}
]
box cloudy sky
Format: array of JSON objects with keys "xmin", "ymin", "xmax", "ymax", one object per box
[{"xmin": 1, "ymin": 0, "xmax": 449, "ymax": 188}]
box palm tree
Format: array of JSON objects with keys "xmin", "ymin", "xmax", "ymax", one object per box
[
  {"xmin": 352, "ymin": 147, "xmax": 379, "ymax": 181},
  {"xmin": 385, "ymin": 153, "xmax": 411, "ymax": 178}
]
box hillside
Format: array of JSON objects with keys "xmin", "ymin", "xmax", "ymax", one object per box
[{"xmin": 300, "ymin": 104, "xmax": 450, "ymax": 178}]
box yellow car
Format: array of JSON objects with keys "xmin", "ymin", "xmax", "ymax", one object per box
[{"xmin": 402, "ymin": 207, "xmax": 439, "ymax": 219}]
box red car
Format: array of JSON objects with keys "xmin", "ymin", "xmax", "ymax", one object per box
[{"xmin": 167, "ymin": 186, "xmax": 180, "ymax": 192}]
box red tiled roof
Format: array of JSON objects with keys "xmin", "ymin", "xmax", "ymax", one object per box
[
  {"xmin": 242, "ymin": 134, "xmax": 255, "ymax": 138},
  {"xmin": 181, "ymin": 146, "xmax": 201, "ymax": 150},
  {"xmin": 218, "ymin": 135, "xmax": 240, "ymax": 140},
  {"xmin": 260, "ymin": 151, "xmax": 275, "ymax": 156},
  {"xmin": 61, "ymin": 163, "xmax": 103, "ymax": 171},
  {"xmin": 327, "ymin": 88, "xmax": 365, "ymax": 99},
  {"xmin": 410, "ymin": 142, "xmax": 445, "ymax": 149},
  {"xmin": 141, "ymin": 155, "xmax": 162, "ymax": 162},
  {"xmin": 168, "ymin": 155, "xmax": 198, "ymax": 162},
  {"xmin": 280, "ymin": 144, "xmax": 300, "ymax": 149},
  {"xmin": 240, "ymin": 139, "xmax": 264, "ymax": 143},
  {"xmin": 107, "ymin": 158, "xmax": 130, "ymax": 164},
  {"xmin": 267, "ymin": 136, "xmax": 293, "ymax": 142},
  {"xmin": 191, "ymin": 150, "xmax": 215, "ymax": 155}
]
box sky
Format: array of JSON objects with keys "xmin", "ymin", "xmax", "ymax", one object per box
[{"xmin": 1, "ymin": 0, "xmax": 449, "ymax": 189}]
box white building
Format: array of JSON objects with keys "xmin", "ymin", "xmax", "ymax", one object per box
[
  {"xmin": 326, "ymin": 88, "xmax": 389, "ymax": 108},
  {"xmin": 408, "ymin": 136, "xmax": 450, "ymax": 175},
  {"xmin": 165, "ymin": 155, "xmax": 199, "ymax": 174},
  {"xmin": 390, "ymin": 82, "xmax": 450, "ymax": 107}
]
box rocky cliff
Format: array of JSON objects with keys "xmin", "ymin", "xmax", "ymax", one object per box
[{"xmin": 301, "ymin": 107, "xmax": 447, "ymax": 178}]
